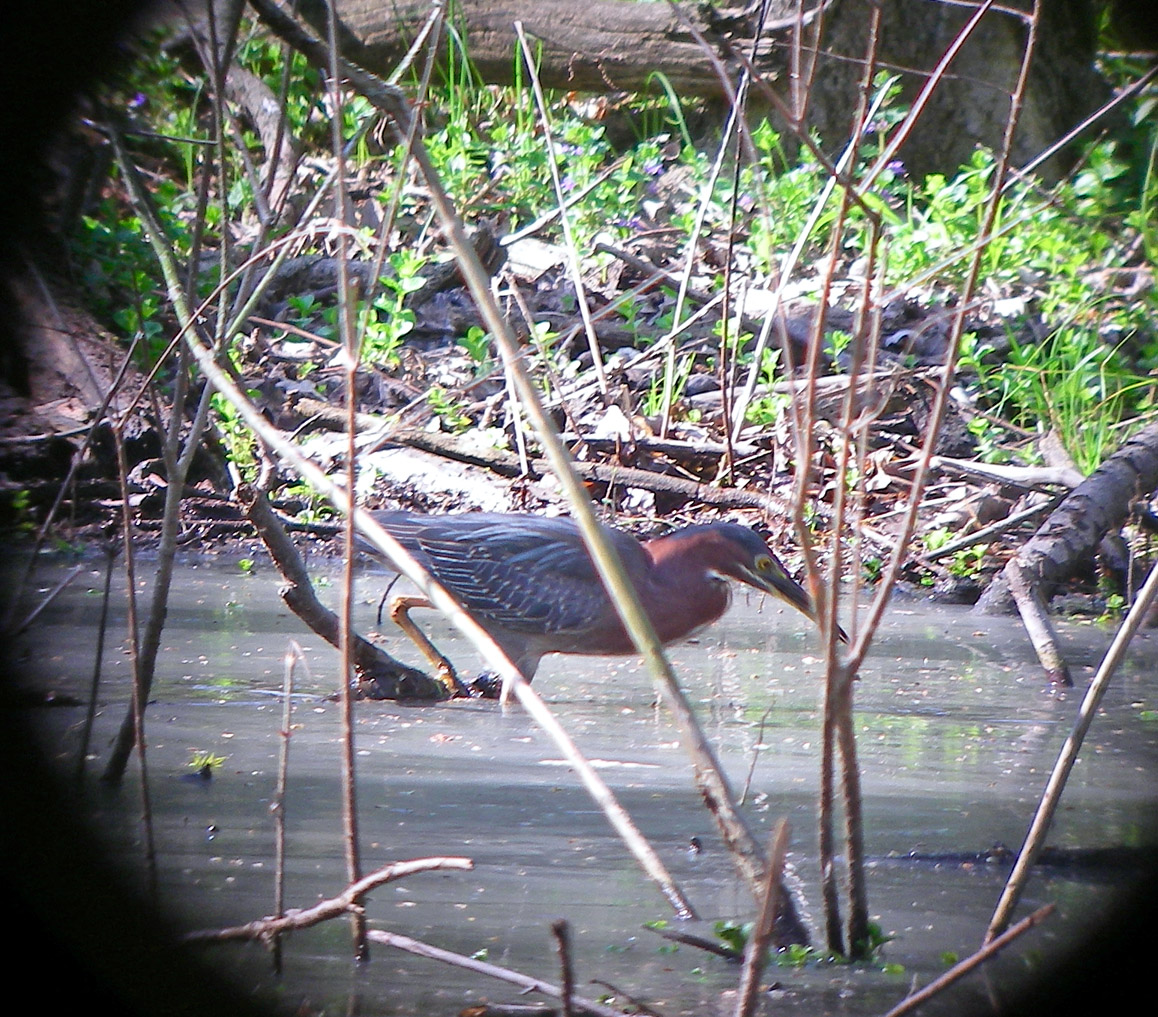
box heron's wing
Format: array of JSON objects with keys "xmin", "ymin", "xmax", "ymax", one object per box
[{"xmin": 367, "ymin": 512, "xmax": 641, "ymax": 635}]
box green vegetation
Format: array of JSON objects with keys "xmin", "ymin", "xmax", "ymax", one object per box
[
  {"xmin": 710, "ymin": 918, "xmax": 901, "ymax": 972},
  {"xmin": 188, "ymin": 750, "xmax": 226, "ymax": 772}
]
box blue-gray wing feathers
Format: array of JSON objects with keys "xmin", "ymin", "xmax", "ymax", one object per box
[{"xmin": 364, "ymin": 512, "xmax": 642, "ymax": 635}]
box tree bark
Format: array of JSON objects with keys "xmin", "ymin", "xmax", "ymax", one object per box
[{"xmin": 296, "ymin": 0, "xmax": 1105, "ymax": 181}]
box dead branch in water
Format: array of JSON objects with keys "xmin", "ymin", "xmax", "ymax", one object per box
[
  {"xmin": 238, "ymin": 482, "xmax": 445, "ymax": 699},
  {"xmin": 368, "ymin": 928, "xmax": 626, "ymax": 1017},
  {"xmin": 184, "ymin": 857, "xmax": 473, "ymax": 945},
  {"xmin": 883, "ymin": 904, "xmax": 1054, "ymax": 1017}
]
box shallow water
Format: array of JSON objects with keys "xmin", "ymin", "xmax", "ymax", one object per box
[{"xmin": 7, "ymin": 553, "xmax": 1158, "ymax": 1016}]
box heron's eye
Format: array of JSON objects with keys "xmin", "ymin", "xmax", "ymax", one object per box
[{"xmin": 755, "ymin": 554, "xmax": 773, "ymax": 573}]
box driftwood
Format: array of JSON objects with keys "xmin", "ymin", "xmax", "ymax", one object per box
[
  {"xmin": 932, "ymin": 456, "xmax": 1085, "ymax": 492},
  {"xmin": 238, "ymin": 482, "xmax": 447, "ymax": 699},
  {"xmin": 975, "ymin": 421, "xmax": 1158, "ymax": 682}
]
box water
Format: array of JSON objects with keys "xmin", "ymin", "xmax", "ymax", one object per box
[{"xmin": 5, "ymin": 554, "xmax": 1157, "ymax": 1015}]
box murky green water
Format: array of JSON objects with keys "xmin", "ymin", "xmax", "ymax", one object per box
[{"xmin": 5, "ymin": 553, "xmax": 1157, "ymax": 1015}]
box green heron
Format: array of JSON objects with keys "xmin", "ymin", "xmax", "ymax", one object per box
[{"xmin": 359, "ymin": 510, "xmax": 844, "ymax": 690}]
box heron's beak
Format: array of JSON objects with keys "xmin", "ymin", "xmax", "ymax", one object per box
[{"xmin": 742, "ymin": 559, "xmax": 850, "ymax": 644}]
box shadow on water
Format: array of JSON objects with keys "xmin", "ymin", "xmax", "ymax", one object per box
[{"xmin": 3, "ymin": 555, "xmax": 1157, "ymax": 1016}]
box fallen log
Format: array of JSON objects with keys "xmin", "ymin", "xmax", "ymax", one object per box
[
  {"xmin": 974, "ymin": 421, "xmax": 1158, "ymax": 682},
  {"xmin": 976, "ymin": 422, "xmax": 1158, "ymax": 615},
  {"xmin": 266, "ymin": 0, "xmax": 1105, "ymax": 182},
  {"xmin": 287, "ymin": 395, "xmax": 817, "ymax": 524}
]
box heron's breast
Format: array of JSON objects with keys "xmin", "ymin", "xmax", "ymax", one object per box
[{"xmin": 644, "ymin": 576, "xmax": 732, "ymax": 645}]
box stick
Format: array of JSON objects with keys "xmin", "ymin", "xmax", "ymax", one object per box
[
  {"xmin": 184, "ymin": 858, "xmax": 473, "ymax": 944},
  {"xmin": 1004, "ymin": 558, "xmax": 1071, "ymax": 685},
  {"xmin": 239, "ymin": 484, "xmax": 443, "ymax": 699},
  {"xmin": 9, "ymin": 564, "xmax": 83, "ymax": 634},
  {"xmin": 884, "ymin": 905, "xmax": 1054, "ymax": 1017},
  {"xmin": 271, "ymin": 642, "xmax": 303, "ymax": 973},
  {"xmin": 75, "ymin": 544, "xmax": 116, "ymax": 784},
  {"xmin": 551, "ymin": 920, "xmax": 575, "ymax": 1017},
  {"xmin": 368, "ymin": 930, "xmax": 625, "ymax": 1017},
  {"xmin": 987, "ymin": 559, "xmax": 1158, "ymax": 940},
  {"xmin": 734, "ymin": 819, "xmax": 791, "ymax": 1017}
]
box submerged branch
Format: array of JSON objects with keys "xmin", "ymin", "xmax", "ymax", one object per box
[
  {"xmin": 184, "ymin": 857, "xmax": 473, "ymax": 944},
  {"xmin": 239, "ymin": 483, "xmax": 445, "ymax": 700},
  {"xmin": 368, "ymin": 929, "xmax": 626, "ymax": 1017}
]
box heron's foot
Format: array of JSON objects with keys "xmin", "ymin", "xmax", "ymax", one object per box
[{"xmin": 462, "ymin": 671, "xmax": 505, "ymax": 699}]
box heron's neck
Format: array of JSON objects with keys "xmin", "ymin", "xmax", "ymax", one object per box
[{"xmin": 640, "ymin": 536, "xmax": 732, "ymax": 643}]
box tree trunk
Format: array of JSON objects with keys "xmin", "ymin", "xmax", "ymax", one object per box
[{"xmin": 299, "ymin": 0, "xmax": 1105, "ymax": 181}]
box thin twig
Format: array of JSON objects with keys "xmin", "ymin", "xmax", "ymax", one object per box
[
  {"xmin": 884, "ymin": 905, "xmax": 1054, "ymax": 1017},
  {"xmin": 734, "ymin": 819, "xmax": 790, "ymax": 1017},
  {"xmin": 514, "ymin": 22, "xmax": 607, "ymax": 395},
  {"xmin": 185, "ymin": 858, "xmax": 474, "ymax": 944},
  {"xmin": 918, "ymin": 497, "xmax": 1061, "ymax": 563},
  {"xmin": 75, "ymin": 544, "xmax": 117, "ymax": 784},
  {"xmin": 551, "ymin": 920, "xmax": 575, "ymax": 1017},
  {"xmin": 112, "ymin": 424, "xmax": 156, "ymax": 898},
  {"xmin": 9, "ymin": 565, "xmax": 83, "ymax": 635},
  {"xmin": 739, "ymin": 705, "xmax": 774, "ymax": 806},
  {"xmin": 325, "ymin": 0, "xmax": 368, "ymax": 962},
  {"xmin": 271, "ymin": 641, "xmax": 304, "ymax": 974},
  {"xmin": 987, "ymin": 559, "xmax": 1158, "ymax": 940}
]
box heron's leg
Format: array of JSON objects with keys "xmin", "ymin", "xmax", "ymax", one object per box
[{"xmin": 388, "ymin": 595, "xmax": 471, "ymax": 697}]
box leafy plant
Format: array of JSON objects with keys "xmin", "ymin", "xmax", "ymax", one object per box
[
  {"xmin": 188, "ymin": 750, "xmax": 226, "ymax": 772},
  {"xmin": 280, "ymin": 479, "xmax": 336, "ymax": 524},
  {"xmin": 1098, "ymin": 592, "xmax": 1126, "ymax": 624},
  {"xmin": 826, "ymin": 328, "xmax": 854, "ymax": 370},
  {"xmin": 641, "ymin": 352, "xmax": 694, "ymax": 418},
  {"xmin": 211, "ymin": 391, "xmax": 259, "ymax": 482},
  {"xmin": 457, "ymin": 325, "xmax": 492, "ymax": 368},
  {"xmin": 426, "ymin": 386, "xmax": 472, "ymax": 432},
  {"xmin": 981, "ymin": 325, "xmax": 1148, "ymax": 473},
  {"xmin": 942, "ymin": 543, "xmax": 988, "ymax": 580},
  {"xmin": 7, "ymin": 489, "xmax": 37, "ymax": 534},
  {"xmin": 362, "ymin": 251, "xmax": 427, "ymax": 366},
  {"xmin": 744, "ymin": 348, "xmax": 792, "ymax": 426}
]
